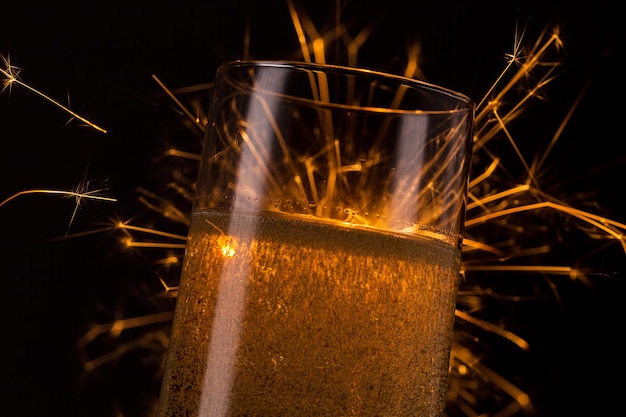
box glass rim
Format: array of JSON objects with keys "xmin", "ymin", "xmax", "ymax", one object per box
[{"xmin": 217, "ymin": 59, "xmax": 474, "ymax": 115}]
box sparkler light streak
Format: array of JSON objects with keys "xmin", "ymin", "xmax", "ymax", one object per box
[
  {"xmin": 1, "ymin": 52, "xmax": 114, "ymax": 231},
  {"xmin": 2, "ymin": 1, "xmax": 624, "ymax": 417},
  {"xmin": 1, "ymin": 54, "xmax": 107, "ymax": 134},
  {"xmin": 0, "ymin": 187, "xmax": 116, "ymax": 209}
]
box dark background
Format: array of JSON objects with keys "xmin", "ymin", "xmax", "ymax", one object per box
[{"xmin": 1, "ymin": 1, "xmax": 625, "ymax": 416}]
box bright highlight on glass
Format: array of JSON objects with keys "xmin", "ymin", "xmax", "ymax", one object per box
[{"xmin": 157, "ymin": 60, "xmax": 474, "ymax": 416}]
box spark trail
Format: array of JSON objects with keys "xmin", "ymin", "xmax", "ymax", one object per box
[{"xmin": 1, "ymin": 53, "xmax": 107, "ymax": 134}]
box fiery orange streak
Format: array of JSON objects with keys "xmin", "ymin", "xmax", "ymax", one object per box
[
  {"xmin": 0, "ymin": 189, "xmax": 116, "ymax": 208},
  {"xmin": 115, "ymin": 221, "xmax": 188, "ymax": 241},
  {"xmin": 492, "ymin": 109, "xmax": 537, "ymax": 186},
  {"xmin": 474, "ymin": 74, "xmax": 557, "ymax": 152},
  {"xmin": 461, "ymin": 238, "xmax": 505, "ymax": 257},
  {"xmin": 467, "ymin": 184, "xmax": 531, "ymax": 211},
  {"xmin": 475, "ymin": 30, "xmax": 561, "ymax": 123},
  {"xmin": 149, "ymin": 256, "xmax": 180, "ymax": 266},
  {"xmin": 166, "ymin": 148, "xmax": 201, "ymax": 160},
  {"xmin": 136, "ymin": 194, "xmax": 189, "ymax": 225},
  {"xmin": 287, "ymin": 0, "xmax": 313, "ymax": 63},
  {"xmin": 1, "ymin": 55, "xmax": 107, "ymax": 134},
  {"xmin": 462, "ymin": 264, "xmax": 578, "ymax": 277},
  {"xmin": 80, "ymin": 311, "xmax": 176, "ymax": 345},
  {"xmin": 152, "ymin": 74, "xmax": 205, "ymax": 133},
  {"xmin": 465, "ymin": 201, "xmax": 626, "ymax": 251},
  {"xmin": 124, "ymin": 241, "xmax": 187, "ymax": 249},
  {"xmin": 347, "ymin": 23, "xmax": 376, "ymax": 69},
  {"xmin": 455, "ymin": 310, "xmax": 530, "ymax": 351},
  {"xmin": 79, "ymin": 311, "xmax": 176, "ymax": 371},
  {"xmin": 452, "ymin": 343, "xmax": 533, "ymax": 415},
  {"xmin": 468, "ymin": 157, "xmax": 500, "ymax": 188}
]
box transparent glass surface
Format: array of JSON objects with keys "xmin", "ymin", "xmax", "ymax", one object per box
[{"xmin": 157, "ymin": 60, "xmax": 474, "ymax": 417}]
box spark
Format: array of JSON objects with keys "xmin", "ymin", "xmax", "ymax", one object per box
[
  {"xmin": 1, "ymin": 54, "xmax": 107, "ymax": 134},
  {"xmin": 461, "ymin": 239, "xmax": 505, "ymax": 257},
  {"xmin": 288, "ymin": 0, "xmax": 314, "ymax": 63},
  {"xmin": 492, "ymin": 108, "xmax": 537, "ymax": 186},
  {"xmin": 474, "ymin": 27, "xmax": 563, "ymax": 151},
  {"xmin": 136, "ymin": 187, "xmax": 190, "ymax": 225},
  {"xmin": 123, "ymin": 240, "xmax": 187, "ymax": 249},
  {"xmin": 477, "ymin": 20, "xmax": 527, "ymax": 110},
  {"xmin": 0, "ymin": 188, "xmax": 116, "ymax": 208},
  {"xmin": 0, "ymin": 53, "xmax": 21, "ymax": 94},
  {"xmin": 149, "ymin": 256, "xmax": 180, "ymax": 266},
  {"xmin": 152, "ymin": 74, "xmax": 205, "ymax": 133},
  {"xmin": 463, "ymin": 265, "xmax": 580, "ymax": 278},
  {"xmin": 159, "ymin": 275, "xmax": 179, "ymax": 296},
  {"xmin": 165, "ymin": 148, "xmax": 201, "ymax": 160},
  {"xmin": 66, "ymin": 170, "xmax": 111, "ymax": 234},
  {"xmin": 1, "ymin": 174, "xmax": 116, "ymax": 235},
  {"xmin": 114, "ymin": 220, "xmax": 188, "ymax": 249},
  {"xmin": 455, "ymin": 310, "xmax": 530, "ymax": 351},
  {"xmin": 78, "ymin": 311, "xmax": 175, "ymax": 372},
  {"xmin": 451, "ymin": 343, "xmax": 534, "ymax": 416},
  {"xmin": 81, "ymin": 311, "xmax": 176, "ymax": 345},
  {"xmin": 468, "ymin": 183, "xmax": 530, "ymax": 210},
  {"xmin": 465, "ymin": 200, "xmax": 626, "ymax": 250}
]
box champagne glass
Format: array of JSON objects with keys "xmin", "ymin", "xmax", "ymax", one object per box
[{"xmin": 157, "ymin": 60, "xmax": 474, "ymax": 417}]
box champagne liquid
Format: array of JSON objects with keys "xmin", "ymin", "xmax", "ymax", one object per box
[{"xmin": 157, "ymin": 210, "xmax": 460, "ymax": 417}]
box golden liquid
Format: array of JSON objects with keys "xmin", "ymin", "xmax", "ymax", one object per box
[{"xmin": 157, "ymin": 210, "xmax": 460, "ymax": 417}]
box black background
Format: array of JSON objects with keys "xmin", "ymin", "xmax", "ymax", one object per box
[{"xmin": 1, "ymin": 1, "xmax": 625, "ymax": 416}]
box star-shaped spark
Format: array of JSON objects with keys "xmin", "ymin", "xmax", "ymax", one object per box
[
  {"xmin": 1, "ymin": 169, "xmax": 117, "ymax": 240},
  {"xmin": 1, "ymin": 54, "xmax": 22, "ymax": 94}
]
